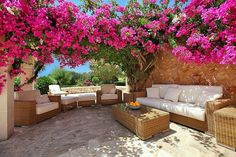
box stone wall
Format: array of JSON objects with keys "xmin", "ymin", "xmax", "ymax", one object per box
[
  {"xmin": 62, "ymin": 86, "xmax": 128, "ymax": 93},
  {"xmin": 143, "ymin": 49, "xmax": 236, "ymax": 98}
]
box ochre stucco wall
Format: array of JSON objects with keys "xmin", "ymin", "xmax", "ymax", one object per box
[{"xmin": 143, "ymin": 50, "xmax": 236, "ymax": 98}]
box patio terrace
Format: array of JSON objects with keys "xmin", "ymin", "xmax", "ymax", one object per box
[{"xmin": 0, "ymin": 106, "xmax": 235, "ymax": 157}]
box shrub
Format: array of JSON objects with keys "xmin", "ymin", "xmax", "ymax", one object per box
[
  {"xmin": 35, "ymin": 76, "xmax": 57, "ymax": 94},
  {"xmin": 91, "ymin": 76, "xmax": 100, "ymax": 85},
  {"xmin": 115, "ymin": 81, "xmax": 126, "ymax": 86}
]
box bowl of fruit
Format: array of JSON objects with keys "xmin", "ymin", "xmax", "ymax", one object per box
[{"xmin": 128, "ymin": 101, "xmax": 141, "ymax": 110}]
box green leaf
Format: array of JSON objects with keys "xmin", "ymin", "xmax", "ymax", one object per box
[{"xmin": 139, "ymin": 18, "xmax": 149, "ymax": 25}]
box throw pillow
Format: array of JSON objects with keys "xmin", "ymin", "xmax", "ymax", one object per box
[
  {"xmin": 146, "ymin": 87, "xmax": 160, "ymax": 98},
  {"xmin": 195, "ymin": 91, "xmax": 222, "ymax": 108},
  {"xmin": 164, "ymin": 88, "xmax": 182, "ymax": 102},
  {"xmin": 35, "ymin": 94, "xmax": 50, "ymax": 104}
]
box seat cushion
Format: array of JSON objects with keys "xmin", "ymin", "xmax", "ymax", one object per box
[
  {"xmin": 14, "ymin": 90, "xmax": 41, "ymax": 101},
  {"xmin": 168, "ymin": 102, "xmax": 205, "ymax": 121},
  {"xmin": 136, "ymin": 97, "xmax": 205, "ymax": 121},
  {"xmin": 136, "ymin": 97, "xmax": 172, "ymax": 108},
  {"xmin": 146, "ymin": 87, "xmax": 160, "ymax": 98},
  {"xmin": 101, "ymin": 94, "xmax": 118, "ymax": 100},
  {"xmin": 77, "ymin": 93, "xmax": 96, "ymax": 101},
  {"xmin": 61, "ymin": 96, "xmax": 78, "ymax": 105},
  {"xmin": 152, "ymin": 84, "xmax": 179, "ymax": 98},
  {"xmin": 101, "ymin": 84, "xmax": 116, "ymax": 94},
  {"xmin": 36, "ymin": 102, "xmax": 59, "ymax": 115}
]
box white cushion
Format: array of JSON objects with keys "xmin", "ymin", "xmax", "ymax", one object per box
[
  {"xmin": 52, "ymin": 91, "xmax": 68, "ymax": 95},
  {"xmin": 35, "ymin": 94, "xmax": 50, "ymax": 104},
  {"xmin": 136, "ymin": 97, "xmax": 205, "ymax": 121},
  {"xmin": 195, "ymin": 91, "xmax": 222, "ymax": 108},
  {"xmin": 101, "ymin": 94, "xmax": 118, "ymax": 100},
  {"xmin": 49, "ymin": 85, "xmax": 68, "ymax": 95},
  {"xmin": 61, "ymin": 96, "xmax": 78, "ymax": 105},
  {"xmin": 137, "ymin": 97, "xmax": 171, "ymax": 108},
  {"xmin": 152, "ymin": 84, "xmax": 179, "ymax": 98},
  {"xmin": 61, "ymin": 93, "xmax": 96, "ymax": 103},
  {"xmin": 36, "ymin": 102, "xmax": 59, "ymax": 115},
  {"xmin": 146, "ymin": 87, "xmax": 160, "ymax": 98},
  {"xmin": 49, "ymin": 85, "xmax": 61, "ymax": 93},
  {"xmin": 179, "ymin": 85, "xmax": 223, "ymax": 104},
  {"xmin": 164, "ymin": 88, "xmax": 182, "ymax": 102},
  {"xmin": 78, "ymin": 93, "xmax": 96, "ymax": 101}
]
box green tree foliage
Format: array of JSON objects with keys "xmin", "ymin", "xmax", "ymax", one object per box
[
  {"xmin": 87, "ymin": 45, "xmax": 155, "ymax": 91},
  {"xmin": 14, "ymin": 76, "xmax": 21, "ymax": 91},
  {"xmin": 91, "ymin": 76, "xmax": 100, "ymax": 85},
  {"xmin": 35, "ymin": 76, "xmax": 57, "ymax": 94},
  {"xmin": 90, "ymin": 59, "xmax": 125, "ymax": 85},
  {"xmin": 49, "ymin": 68, "xmax": 73, "ymax": 86}
]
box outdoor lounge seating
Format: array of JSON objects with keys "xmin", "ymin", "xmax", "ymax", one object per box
[
  {"xmin": 96, "ymin": 84, "xmax": 122, "ymax": 105},
  {"xmin": 136, "ymin": 84, "xmax": 228, "ymax": 132},
  {"xmin": 77, "ymin": 93, "xmax": 96, "ymax": 106},
  {"xmin": 14, "ymin": 90, "xmax": 61, "ymax": 126},
  {"xmin": 60, "ymin": 93, "xmax": 96, "ymax": 111},
  {"xmin": 49, "ymin": 85, "xmax": 96, "ymax": 111}
]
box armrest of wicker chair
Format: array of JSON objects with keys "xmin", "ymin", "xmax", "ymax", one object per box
[
  {"xmin": 116, "ymin": 89, "xmax": 122, "ymax": 103},
  {"xmin": 48, "ymin": 95, "xmax": 61, "ymax": 111},
  {"xmin": 206, "ymin": 98, "xmax": 236, "ymax": 135},
  {"xmin": 96, "ymin": 90, "xmax": 102, "ymax": 104},
  {"xmin": 14, "ymin": 100, "xmax": 37, "ymax": 125}
]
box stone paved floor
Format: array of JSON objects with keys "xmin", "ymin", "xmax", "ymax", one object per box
[{"xmin": 0, "ymin": 106, "xmax": 235, "ymax": 157}]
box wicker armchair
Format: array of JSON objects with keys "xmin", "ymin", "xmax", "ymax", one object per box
[
  {"xmin": 96, "ymin": 84, "xmax": 122, "ymax": 105},
  {"xmin": 14, "ymin": 90, "xmax": 61, "ymax": 126},
  {"xmin": 206, "ymin": 98, "xmax": 236, "ymax": 135}
]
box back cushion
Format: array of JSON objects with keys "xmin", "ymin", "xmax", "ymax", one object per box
[
  {"xmin": 178, "ymin": 86, "xmax": 202, "ymax": 103},
  {"xmin": 195, "ymin": 91, "xmax": 223, "ymax": 108},
  {"xmin": 101, "ymin": 84, "xmax": 116, "ymax": 94},
  {"xmin": 146, "ymin": 87, "xmax": 160, "ymax": 98},
  {"xmin": 164, "ymin": 88, "xmax": 182, "ymax": 102},
  {"xmin": 179, "ymin": 85, "xmax": 223, "ymax": 104},
  {"xmin": 152, "ymin": 84, "xmax": 179, "ymax": 98},
  {"xmin": 15, "ymin": 90, "xmax": 41, "ymax": 101},
  {"xmin": 49, "ymin": 85, "xmax": 61, "ymax": 93},
  {"xmin": 35, "ymin": 94, "xmax": 50, "ymax": 104}
]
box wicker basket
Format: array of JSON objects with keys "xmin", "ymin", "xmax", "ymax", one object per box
[{"xmin": 214, "ymin": 106, "xmax": 236, "ymax": 149}]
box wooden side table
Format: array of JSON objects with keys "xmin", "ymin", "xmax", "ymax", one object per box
[{"xmin": 123, "ymin": 91, "xmax": 146, "ymax": 103}]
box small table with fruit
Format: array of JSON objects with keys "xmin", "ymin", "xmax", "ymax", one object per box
[{"xmin": 112, "ymin": 102, "xmax": 170, "ymax": 140}]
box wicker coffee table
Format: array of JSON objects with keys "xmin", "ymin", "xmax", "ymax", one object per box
[{"xmin": 112, "ymin": 103, "xmax": 170, "ymax": 140}]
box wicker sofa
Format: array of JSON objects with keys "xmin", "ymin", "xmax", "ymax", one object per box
[
  {"xmin": 97, "ymin": 84, "xmax": 122, "ymax": 105},
  {"xmin": 136, "ymin": 84, "xmax": 236, "ymax": 133},
  {"xmin": 14, "ymin": 90, "xmax": 61, "ymax": 126}
]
